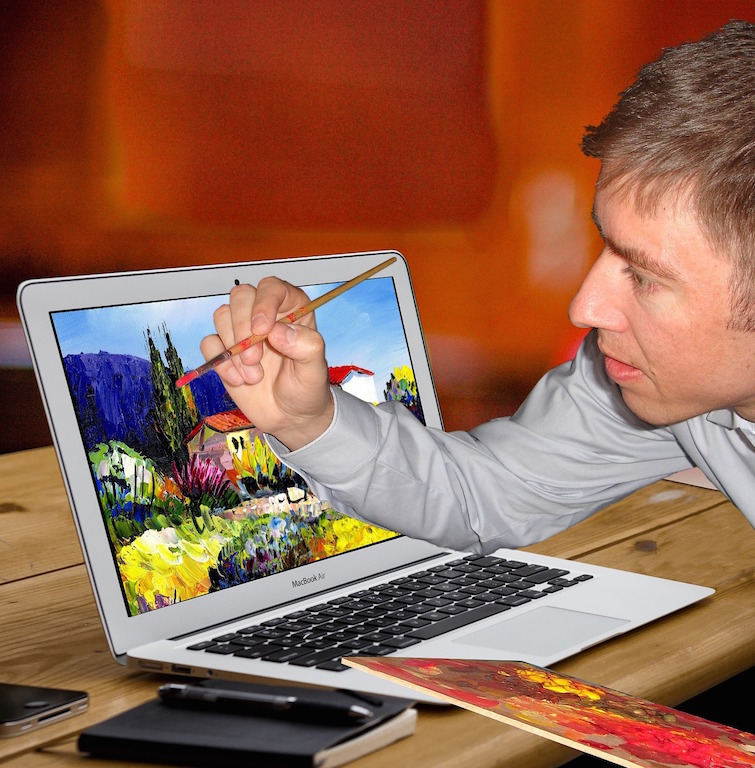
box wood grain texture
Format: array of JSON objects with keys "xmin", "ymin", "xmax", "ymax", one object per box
[{"xmin": 0, "ymin": 446, "xmax": 82, "ymax": 582}]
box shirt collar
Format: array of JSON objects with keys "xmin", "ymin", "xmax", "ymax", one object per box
[{"xmin": 707, "ymin": 408, "xmax": 755, "ymax": 434}]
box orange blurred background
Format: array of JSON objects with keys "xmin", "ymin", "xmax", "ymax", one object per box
[{"xmin": 1, "ymin": 1, "xmax": 753, "ymax": 449}]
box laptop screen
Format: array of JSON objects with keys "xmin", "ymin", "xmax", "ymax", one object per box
[{"xmin": 50, "ymin": 275, "xmax": 423, "ymax": 618}]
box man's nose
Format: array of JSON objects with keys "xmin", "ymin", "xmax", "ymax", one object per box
[{"xmin": 568, "ymin": 252, "xmax": 626, "ymax": 331}]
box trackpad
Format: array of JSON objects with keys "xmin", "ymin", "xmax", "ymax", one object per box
[{"xmin": 452, "ymin": 606, "xmax": 627, "ymax": 656}]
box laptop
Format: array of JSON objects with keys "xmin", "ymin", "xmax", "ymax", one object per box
[{"xmin": 17, "ymin": 250, "xmax": 713, "ymax": 703}]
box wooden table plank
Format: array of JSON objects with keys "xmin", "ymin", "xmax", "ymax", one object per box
[
  {"xmin": 527, "ymin": 478, "xmax": 727, "ymax": 561},
  {"xmin": 0, "ymin": 447, "xmax": 83, "ymax": 583}
]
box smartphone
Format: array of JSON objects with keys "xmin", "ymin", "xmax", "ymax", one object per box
[{"xmin": 0, "ymin": 683, "xmax": 88, "ymax": 737}]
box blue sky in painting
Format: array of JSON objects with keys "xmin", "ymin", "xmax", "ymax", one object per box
[{"xmin": 51, "ymin": 276, "xmax": 411, "ymax": 393}]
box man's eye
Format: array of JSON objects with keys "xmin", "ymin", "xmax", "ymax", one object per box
[{"xmin": 622, "ymin": 265, "xmax": 653, "ymax": 291}]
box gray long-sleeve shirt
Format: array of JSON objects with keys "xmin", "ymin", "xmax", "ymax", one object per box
[{"xmin": 269, "ymin": 331, "xmax": 755, "ymax": 552}]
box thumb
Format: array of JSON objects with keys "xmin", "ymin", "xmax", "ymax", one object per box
[{"xmin": 267, "ymin": 321, "xmax": 326, "ymax": 366}]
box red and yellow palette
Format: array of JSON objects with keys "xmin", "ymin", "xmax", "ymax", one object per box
[{"xmin": 343, "ymin": 658, "xmax": 755, "ymax": 768}]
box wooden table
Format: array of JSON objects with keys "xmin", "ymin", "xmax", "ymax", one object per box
[{"xmin": 1, "ymin": 445, "xmax": 753, "ymax": 767}]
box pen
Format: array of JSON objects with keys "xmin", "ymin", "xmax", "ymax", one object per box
[{"xmin": 158, "ymin": 683, "xmax": 375, "ymax": 723}]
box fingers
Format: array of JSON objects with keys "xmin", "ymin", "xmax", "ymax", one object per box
[
  {"xmin": 248, "ymin": 277, "xmax": 298, "ymax": 334},
  {"xmin": 227, "ymin": 283, "xmax": 260, "ymax": 366},
  {"xmin": 231, "ymin": 277, "xmax": 313, "ymax": 359},
  {"xmin": 201, "ymin": 276, "xmax": 315, "ymax": 388}
]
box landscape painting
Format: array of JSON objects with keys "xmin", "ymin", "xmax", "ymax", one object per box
[{"xmin": 51, "ymin": 276, "xmax": 423, "ymax": 617}]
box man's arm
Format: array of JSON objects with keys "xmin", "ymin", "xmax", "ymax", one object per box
[{"xmin": 269, "ymin": 332, "xmax": 694, "ymax": 552}]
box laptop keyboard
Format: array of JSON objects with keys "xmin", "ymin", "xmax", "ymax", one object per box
[{"xmin": 185, "ymin": 554, "xmax": 592, "ymax": 672}]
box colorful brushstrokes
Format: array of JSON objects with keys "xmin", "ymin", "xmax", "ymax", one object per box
[
  {"xmin": 384, "ymin": 365, "xmax": 424, "ymax": 422},
  {"xmin": 343, "ymin": 658, "xmax": 755, "ymax": 768},
  {"xmin": 52, "ymin": 277, "xmax": 416, "ymax": 617}
]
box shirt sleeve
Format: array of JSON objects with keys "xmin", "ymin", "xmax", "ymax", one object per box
[{"xmin": 267, "ymin": 331, "xmax": 694, "ymax": 552}]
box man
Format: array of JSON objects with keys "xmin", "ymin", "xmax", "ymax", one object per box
[{"xmin": 201, "ymin": 20, "xmax": 754, "ymax": 552}]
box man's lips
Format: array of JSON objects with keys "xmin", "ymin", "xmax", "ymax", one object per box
[{"xmin": 603, "ymin": 353, "xmax": 643, "ymax": 384}]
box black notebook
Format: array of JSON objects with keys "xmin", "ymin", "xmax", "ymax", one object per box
[{"xmin": 78, "ymin": 681, "xmax": 416, "ymax": 768}]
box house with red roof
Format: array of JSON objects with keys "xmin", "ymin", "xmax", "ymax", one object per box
[
  {"xmin": 329, "ymin": 364, "xmax": 377, "ymax": 404},
  {"xmin": 184, "ymin": 408, "xmax": 255, "ymax": 471}
]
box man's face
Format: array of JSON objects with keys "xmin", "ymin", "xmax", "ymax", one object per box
[{"xmin": 569, "ymin": 185, "xmax": 755, "ymax": 425}]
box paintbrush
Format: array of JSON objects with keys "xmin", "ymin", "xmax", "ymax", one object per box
[{"xmin": 175, "ymin": 256, "xmax": 397, "ymax": 388}]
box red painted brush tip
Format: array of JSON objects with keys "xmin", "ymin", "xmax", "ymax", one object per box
[{"xmin": 175, "ymin": 370, "xmax": 198, "ymax": 388}]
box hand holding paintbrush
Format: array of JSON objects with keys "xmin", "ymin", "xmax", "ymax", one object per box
[{"xmin": 176, "ymin": 256, "xmax": 396, "ymax": 388}]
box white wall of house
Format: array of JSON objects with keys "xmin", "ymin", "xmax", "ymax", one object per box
[{"xmin": 341, "ymin": 370, "xmax": 378, "ymax": 404}]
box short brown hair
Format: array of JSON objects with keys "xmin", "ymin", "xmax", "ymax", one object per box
[{"xmin": 581, "ymin": 21, "xmax": 755, "ymax": 331}]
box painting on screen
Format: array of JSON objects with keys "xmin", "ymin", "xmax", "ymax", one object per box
[{"xmin": 51, "ymin": 277, "xmax": 422, "ymax": 616}]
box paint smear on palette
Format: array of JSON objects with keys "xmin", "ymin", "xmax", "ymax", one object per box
[{"xmin": 343, "ymin": 658, "xmax": 755, "ymax": 768}]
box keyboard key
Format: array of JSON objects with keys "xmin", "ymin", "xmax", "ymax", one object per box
[
  {"xmin": 382, "ymin": 636, "xmax": 422, "ymax": 649},
  {"xmin": 506, "ymin": 580, "xmax": 536, "ymax": 590},
  {"xmin": 524, "ymin": 568, "xmax": 570, "ymax": 584},
  {"xmin": 456, "ymin": 597, "xmax": 485, "ymax": 609},
  {"xmin": 316, "ymin": 659, "xmax": 350, "ymax": 671},
  {"xmin": 357, "ymin": 645, "xmax": 396, "ymax": 656},
  {"xmin": 510, "ymin": 564, "xmax": 548, "ymax": 578},
  {"xmin": 406, "ymin": 603, "xmax": 511, "ymax": 640},
  {"xmin": 289, "ymin": 646, "xmax": 348, "ymax": 667},
  {"xmin": 233, "ymin": 646, "xmax": 266, "ymax": 658},
  {"xmin": 186, "ymin": 640, "xmax": 215, "ymax": 651},
  {"xmin": 462, "ymin": 555, "xmax": 507, "ymax": 568},
  {"xmin": 206, "ymin": 643, "xmax": 245, "ymax": 655},
  {"xmin": 212, "ymin": 633, "xmax": 241, "ymax": 643},
  {"xmin": 398, "ymin": 617, "xmax": 431, "ymax": 629},
  {"xmin": 262, "ymin": 646, "xmax": 315, "ymax": 663},
  {"xmin": 497, "ymin": 594, "xmax": 532, "ymax": 606}
]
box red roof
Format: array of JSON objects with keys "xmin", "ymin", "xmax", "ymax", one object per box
[
  {"xmin": 329, "ymin": 365, "xmax": 374, "ymax": 385},
  {"xmin": 185, "ymin": 408, "xmax": 253, "ymax": 442}
]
